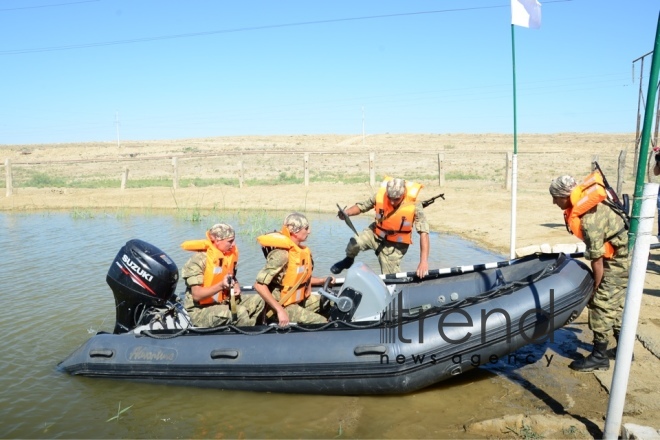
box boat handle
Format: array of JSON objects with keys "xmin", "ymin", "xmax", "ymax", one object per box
[
  {"xmin": 89, "ymin": 349, "xmax": 114, "ymax": 358},
  {"xmin": 210, "ymin": 349, "xmax": 239, "ymax": 360},
  {"xmin": 354, "ymin": 345, "xmax": 387, "ymax": 356}
]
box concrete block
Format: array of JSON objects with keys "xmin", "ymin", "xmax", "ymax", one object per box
[
  {"xmin": 515, "ymin": 245, "xmax": 541, "ymax": 258},
  {"xmin": 576, "ymin": 242, "xmax": 586, "ymax": 253},
  {"xmin": 552, "ymin": 243, "xmax": 577, "ymax": 254},
  {"xmin": 540, "ymin": 243, "xmax": 552, "ymax": 254},
  {"xmin": 621, "ymin": 423, "xmax": 660, "ymax": 439}
]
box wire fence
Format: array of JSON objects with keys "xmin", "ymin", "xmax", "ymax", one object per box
[{"xmin": 2, "ymin": 146, "xmax": 637, "ymax": 196}]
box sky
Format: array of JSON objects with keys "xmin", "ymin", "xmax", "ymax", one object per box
[{"xmin": 1, "ymin": 0, "xmax": 659, "ymax": 145}]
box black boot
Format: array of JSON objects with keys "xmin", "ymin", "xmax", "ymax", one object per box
[
  {"xmin": 569, "ymin": 341, "xmax": 610, "ymax": 372},
  {"xmin": 331, "ymin": 257, "xmax": 355, "ymax": 274},
  {"xmin": 606, "ymin": 334, "xmax": 635, "ymax": 361}
]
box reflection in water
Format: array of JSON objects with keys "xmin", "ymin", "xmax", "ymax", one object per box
[{"xmin": 0, "ymin": 211, "xmax": 552, "ymax": 439}]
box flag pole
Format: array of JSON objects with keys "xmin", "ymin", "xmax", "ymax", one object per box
[{"xmin": 509, "ymin": 23, "xmax": 519, "ymax": 259}]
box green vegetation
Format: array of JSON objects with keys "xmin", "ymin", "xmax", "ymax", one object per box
[
  {"xmin": 24, "ymin": 172, "xmax": 67, "ymax": 188},
  {"xmin": 7, "ymin": 169, "xmax": 447, "ymax": 190},
  {"xmin": 445, "ymin": 171, "xmax": 482, "ymax": 180},
  {"xmin": 506, "ymin": 424, "xmax": 544, "ymax": 439},
  {"xmin": 106, "ymin": 402, "xmax": 133, "ymax": 422},
  {"xmin": 71, "ymin": 208, "xmax": 95, "ymax": 219}
]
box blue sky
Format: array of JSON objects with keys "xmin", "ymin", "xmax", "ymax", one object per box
[{"xmin": 1, "ymin": 0, "xmax": 658, "ymax": 145}]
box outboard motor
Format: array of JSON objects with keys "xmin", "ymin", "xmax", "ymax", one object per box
[
  {"xmin": 320, "ymin": 262, "xmax": 396, "ymax": 322},
  {"xmin": 106, "ymin": 239, "xmax": 179, "ymax": 334}
]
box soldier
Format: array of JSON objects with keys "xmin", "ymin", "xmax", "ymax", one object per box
[
  {"xmin": 254, "ymin": 212, "xmax": 334, "ymax": 326},
  {"xmin": 331, "ymin": 176, "xmax": 430, "ymax": 278},
  {"xmin": 549, "ymin": 174, "xmax": 629, "ymax": 371},
  {"xmin": 181, "ymin": 223, "xmax": 264, "ymax": 327}
]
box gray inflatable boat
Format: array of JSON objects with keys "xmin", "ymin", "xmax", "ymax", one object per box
[{"xmin": 58, "ymin": 239, "xmax": 593, "ymax": 395}]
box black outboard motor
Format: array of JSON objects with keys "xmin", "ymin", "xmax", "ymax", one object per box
[{"xmin": 106, "ymin": 239, "xmax": 179, "ymax": 334}]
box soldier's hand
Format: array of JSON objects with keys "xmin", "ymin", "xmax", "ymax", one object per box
[
  {"xmin": 277, "ymin": 309, "xmax": 290, "ymax": 327},
  {"xmin": 337, "ymin": 209, "xmax": 346, "ymax": 221}
]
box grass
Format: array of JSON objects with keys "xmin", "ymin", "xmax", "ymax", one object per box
[
  {"xmin": 8, "ymin": 168, "xmax": 460, "ymax": 190},
  {"xmin": 106, "ymin": 402, "xmax": 133, "ymax": 422},
  {"xmin": 445, "ymin": 171, "xmax": 482, "ymax": 180},
  {"xmin": 506, "ymin": 424, "xmax": 544, "ymax": 439}
]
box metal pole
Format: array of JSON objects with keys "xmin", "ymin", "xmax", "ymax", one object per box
[
  {"xmin": 629, "ymin": 12, "xmax": 660, "ymax": 249},
  {"xmin": 509, "ymin": 23, "xmax": 518, "ymax": 259},
  {"xmin": 603, "ymin": 182, "xmax": 658, "ymax": 439}
]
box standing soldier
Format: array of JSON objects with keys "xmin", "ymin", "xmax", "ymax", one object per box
[
  {"xmin": 549, "ymin": 173, "xmax": 629, "ymax": 371},
  {"xmin": 331, "ymin": 176, "xmax": 430, "ymax": 278}
]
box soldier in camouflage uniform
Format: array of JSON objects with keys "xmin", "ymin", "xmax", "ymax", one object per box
[
  {"xmin": 550, "ymin": 175, "xmax": 629, "ymax": 372},
  {"xmin": 182, "ymin": 223, "xmax": 264, "ymax": 327},
  {"xmin": 254, "ymin": 213, "xmax": 334, "ymax": 327},
  {"xmin": 331, "ymin": 177, "xmax": 431, "ymax": 278}
]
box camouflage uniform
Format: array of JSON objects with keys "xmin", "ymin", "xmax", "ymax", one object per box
[
  {"xmin": 255, "ymin": 248, "xmax": 326, "ymax": 324},
  {"xmin": 581, "ymin": 203, "xmax": 629, "ymax": 343},
  {"xmin": 347, "ymin": 196, "xmax": 430, "ymax": 274},
  {"xmin": 182, "ymin": 252, "xmax": 264, "ymax": 327}
]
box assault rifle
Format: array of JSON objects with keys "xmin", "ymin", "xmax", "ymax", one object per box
[
  {"xmin": 421, "ymin": 193, "xmax": 445, "ymax": 208},
  {"xmin": 593, "ymin": 161, "xmax": 629, "ymax": 216}
]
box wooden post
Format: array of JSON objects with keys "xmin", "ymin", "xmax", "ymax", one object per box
[
  {"xmin": 5, "ymin": 158, "xmax": 13, "ymax": 197},
  {"xmin": 172, "ymin": 156, "xmax": 179, "ymax": 190},
  {"xmin": 591, "ymin": 155, "xmax": 599, "ymax": 171},
  {"xmin": 437, "ymin": 153, "xmax": 445, "ymax": 187},
  {"xmin": 304, "ymin": 152, "xmax": 309, "ymax": 187},
  {"xmin": 121, "ymin": 167, "xmax": 129, "ymax": 191},
  {"xmin": 369, "ymin": 152, "xmax": 375, "ymax": 187},
  {"xmin": 239, "ymin": 160, "xmax": 244, "ymax": 189},
  {"xmin": 505, "ymin": 152, "xmax": 512, "ymax": 190},
  {"xmin": 616, "ymin": 150, "xmax": 626, "ymax": 196}
]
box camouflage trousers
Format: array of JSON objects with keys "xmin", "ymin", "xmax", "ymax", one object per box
[
  {"xmin": 270, "ymin": 293, "xmax": 326, "ymax": 324},
  {"xmin": 588, "ymin": 256, "xmax": 629, "ymax": 343},
  {"xmin": 346, "ymin": 227, "xmax": 409, "ymax": 274},
  {"xmin": 184, "ymin": 293, "xmax": 265, "ymax": 327}
]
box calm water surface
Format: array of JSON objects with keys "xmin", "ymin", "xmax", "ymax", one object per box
[{"xmin": 0, "ymin": 211, "xmax": 559, "ymax": 439}]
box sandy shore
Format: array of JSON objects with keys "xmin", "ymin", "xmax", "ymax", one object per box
[{"xmin": 2, "ymin": 133, "xmax": 660, "ymax": 437}]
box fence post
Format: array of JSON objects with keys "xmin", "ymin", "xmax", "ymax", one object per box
[
  {"xmin": 239, "ymin": 160, "xmax": 244, "ymax": 189},
  {"xmin": 617, "ymin": 150, "xmax": 626, "ymax": 196},
  {"xmin": 172, "ymin": 156, "xmax": 179, "ymax": 190},
  {"xmin": 505, "ymin": 152, "xmax": 512, "ymax": 190},
  {"xmin": 121, "ymin": 167, "xmax": 129, "ymax": 191},
  {"xmin": 437, "ymin": 153, "xmax": 445, "ymax": 187},
  {"xmin": 369, "ymin": 152, "xmax": 375, "ymax": 187},
  {"xmin": 5, "ymin": 158, "xmax": 13, "ymax": 197},
  {"xmin": 304, "ymin": 152, "xmax": 309, "ymax": 187}
]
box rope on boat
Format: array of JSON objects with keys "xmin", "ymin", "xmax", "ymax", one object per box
[
  {"xmin": 400, "ymin": 261, "xmax": 556, "ymax": 320},
  {"xmin": 140, "ymin": 255, "xmax": 565, "ymax": 339}
]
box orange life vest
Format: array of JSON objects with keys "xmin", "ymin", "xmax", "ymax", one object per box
[
  {"xmin": 563, "ymin": 170, "xmax": 615, "ymax": 259},
  {"xmin": 180, "ymin": 232, "xmax": 239, "ymax": 305},
  {"xmin": 256, "ymin": 228, "xmax": 312, "ymax": 307},
  {"xmin": 374, "ymin": 177, "xmax": 423, "ymax": 245}
]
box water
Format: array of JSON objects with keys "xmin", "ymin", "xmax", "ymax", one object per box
[{"xmin": 0, "ymin": 211, "xmax": 532, "ymax": 439}]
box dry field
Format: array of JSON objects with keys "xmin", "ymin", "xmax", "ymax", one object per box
[{"xmin": 2, "ymin": 133, "xmax": 660, "ymax": 437}]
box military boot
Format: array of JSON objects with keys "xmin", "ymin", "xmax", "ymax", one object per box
[
  {"xmin": 569, "ymin": 341, "xmax": 610, "ymax": 372},
  {"xmin": 331, "ymin": 257, "xmax": 355, "ymax": 274},
  {"xmin": 606, "ymin": 334, "xmax": 635, "ymax": 361}
]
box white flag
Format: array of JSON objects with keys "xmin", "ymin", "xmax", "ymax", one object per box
[{"xmin": 511, "ymin": 0, "xmax": 542, "ymax": 29}]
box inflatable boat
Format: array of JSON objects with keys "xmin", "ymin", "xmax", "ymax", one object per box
[{"xmin": 58, "ymin": 239, "xmax": 593, "ymax": 395}]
